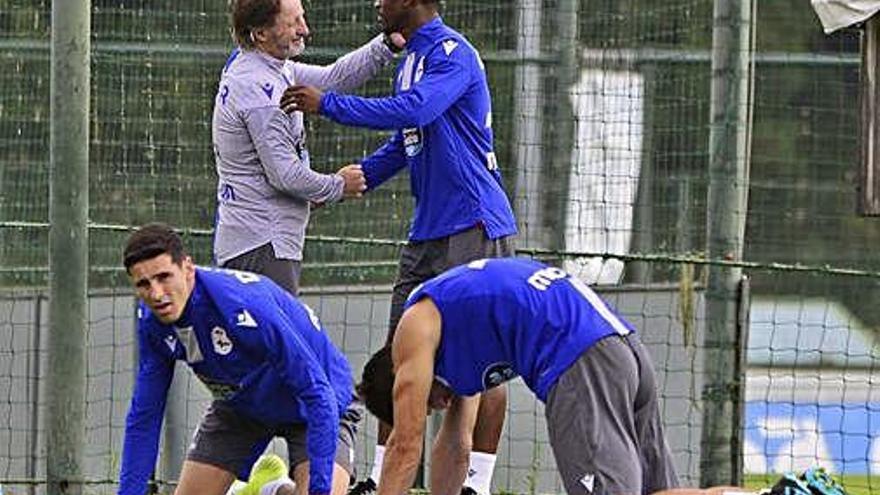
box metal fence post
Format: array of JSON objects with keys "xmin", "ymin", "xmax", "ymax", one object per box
[
  {"xmin": 700, "ymin": 0, "xmax": 753, "ymax": 486},
  {"xmin": 47, "ymin": 0, "xmax": 90, "ymax": 493}
]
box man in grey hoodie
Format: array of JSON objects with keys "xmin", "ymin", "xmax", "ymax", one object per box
[{"xmin": 212, "ymin": 0, "xmax": 403, "ymax": 294}]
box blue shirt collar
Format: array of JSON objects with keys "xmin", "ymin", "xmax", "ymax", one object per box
[{"xmin": 407, "ymin": 16, "xmax": 445, "ymax": 50}]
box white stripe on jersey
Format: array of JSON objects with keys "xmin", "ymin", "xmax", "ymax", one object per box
[{"xmin": 568, "ymin": 277, "xmax": 632, "ymax": 336}]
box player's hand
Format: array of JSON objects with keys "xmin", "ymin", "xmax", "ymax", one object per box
[
  {"xmin": 337, "ymin": 164, "xmax": 367, "ymax": 199},
  {"xmin": 280, "ymin": 85, "xmax": 323, "ymax": 114},
  {"xmin": 384, "ymin": 32, "xmax": 406, "ymax": 52}
]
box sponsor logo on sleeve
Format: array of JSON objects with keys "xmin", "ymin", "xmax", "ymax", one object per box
[{"xmin": 403, "ymin": 127, "xmax": 423, "ymax": 157}]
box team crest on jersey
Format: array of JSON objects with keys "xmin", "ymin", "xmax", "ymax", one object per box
[
  {"xmin": 211, "ymin": 326, "xmax": 233, "ymax": 355},
  {"xmin": 482, "ymin": 362, "xmax": 516, "ymax": 389},
  {"xmin": 403, "ymin": 127, "xmax": 423, "ymax": 157}
]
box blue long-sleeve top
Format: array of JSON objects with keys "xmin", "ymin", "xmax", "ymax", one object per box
[
  {"xmin": 118, "ymin": 267, "xmax": 353, "ymax": 495},
  {"xmin": 319, "ymin": 17, "xmax": 518, "ymax": 242}
]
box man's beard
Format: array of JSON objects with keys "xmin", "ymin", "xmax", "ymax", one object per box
[{"xmin": 287, "ymin": 39, "xmax": 305, "ymax": 59}]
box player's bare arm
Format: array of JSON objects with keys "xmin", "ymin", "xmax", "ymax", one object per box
[{"xmin": 377, "ymin": 299, "xmax": 442, "ymax": 495}]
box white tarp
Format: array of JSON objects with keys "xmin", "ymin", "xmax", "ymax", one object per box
[
  {"xmin": 811, "ymin": 0, "xmax": 880, "ymax": 33},
  {"xmin": 564, "ymin": 69, "xmax": 643, "ymax": 285}
]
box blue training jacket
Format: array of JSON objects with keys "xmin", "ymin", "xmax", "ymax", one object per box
[
  {"xmin": 404, "ymin": 258, "xmax": 636, "ymax": 402},
  {"xmin": 320, "ymin": 17, "xmax": 518, "ymax": 242},
  {"xmin": 118, "ymin": 267, "xmax": 353, "ymax": 495}
]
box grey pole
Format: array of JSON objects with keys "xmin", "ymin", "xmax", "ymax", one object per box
[
  {"xmin": 700, "ymin": 0, "xmax": 752, "ymax": 486},
  {"xmin": 548, "ymin": 0, "xmax": 579, "ymax": 255},
  {"xmin": 513, "ymin": 0, "xmax": 545, "ymax": 249},
  {"xmin": 47, "ymin": 0, "xmax": 90, "ymax": 493}
]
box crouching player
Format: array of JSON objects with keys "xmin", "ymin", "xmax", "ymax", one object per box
[
  {"xmin": 117, "ymin": 223, "xmax": 360, "ymax": 495},
  {"xmin": 358, "ymin": 257, "xmax": 680, "ymax": 495}
]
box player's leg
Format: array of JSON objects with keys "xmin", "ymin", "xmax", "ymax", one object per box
[
  {"xmin": 441, "ymin": 226, "xmax": 515, "ymax": 495},
  {"xmin": 292, "ymin": 462, "xmax": 352, "ymax": 495},
  {"xmin": 627, "ymin": 335, "xmax": 679, "ymax": 493},
  {"xmin": 430, "ymin": 395, "xmax": 481, "ymax": 495},
  {"xmin": 467, "ymin": 386, "xmax": 505, "ymax": 495},
  {"xmin": 288, "ymin": 403, "xmax": 362, "ymax": 495},
  {"xmin": 178, "ymin": 401, "xmax": 271, "ymax": 495},
  {"xmin": 352, "ymin": 241, "xmax": 436, "ymax": 494},
  {"xmin": 545, "ymin": 336, "xmax": 642, "ymax": 495},
  {"xmin": 176, "ymin": 460, "xmax": 237, "ymax": 495}
]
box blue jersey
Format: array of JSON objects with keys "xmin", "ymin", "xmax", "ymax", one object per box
[
  {"xmin": 319, "ymin": 17, "xmax": 517, "ymax": 242},
  {"xmin": 404, "ymin": 258, "xmax": 635, "ymax": 402},
  {"xmin": 118, "ymin": 268, "xmax": 352, "ymax": 495}
]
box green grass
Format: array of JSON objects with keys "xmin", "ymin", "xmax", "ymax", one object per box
[{"xmin": 744, "ymin": 474, "xmax": 880, "ymax": 495}]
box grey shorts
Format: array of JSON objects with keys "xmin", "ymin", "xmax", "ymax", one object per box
[
  {"xmin": 387, "ymin": 224, "xmax": 515, "ymax": 342},
  {"xmin": 221, "ymin": 243, "xmax": 302, "ymax": 295},
  {"xmin": 545, "ymin": 335, "xmax": 679, "ymax": 495},
  {"xmin": 187, "ymin": 400, "xmax": 363, "ymax": 481}
]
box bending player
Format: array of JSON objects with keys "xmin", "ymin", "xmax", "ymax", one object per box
[
  {"xmin": 117, "ymin": 223, "xmax": 360, "ymax": 495},
  {"xmin": 358, "ymin": 257, "xmax": 679, "ymax": 495}
]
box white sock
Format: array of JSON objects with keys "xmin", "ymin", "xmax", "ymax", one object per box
[
  {"xmin": 464, "ymin": 452, "xmax": 496, "ymax": 495},
  {"xmin": 369, "ymin": 445, "xmax": 386, "ymax": 483},
  {"xmin": 259, "ymin": 477, "xmax": 295, "ymax": 495}
]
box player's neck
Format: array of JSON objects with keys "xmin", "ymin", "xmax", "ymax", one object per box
[{"xmin": 402, "ymin": 10, "xmax": 439, "ymax": 40}]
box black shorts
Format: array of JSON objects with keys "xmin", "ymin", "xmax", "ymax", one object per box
[
  {"xmin": 187, "ymin": 400, "xmax": 363, "ymax": 481},
  {"xmin": 221, "ymin": 243, "xmax": 302, "ymax": 296},
  {"xmin": 386, "ymin": 225, "xmax": 515, "ymax": 343}
]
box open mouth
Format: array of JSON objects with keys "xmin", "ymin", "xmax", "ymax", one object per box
[{"xmin": 153, "ymin": 301, "xmax": 173, "ymax": 315}]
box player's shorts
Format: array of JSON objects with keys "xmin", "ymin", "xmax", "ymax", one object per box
[
  {"xmin": 221, "ymin": 242, "xmax": 302, "ymax": 296},
  {"xmin": 387, "ymin": 224, "xmax": 515, "ymax": 342},
  {"xmin": 187, "ymin": 399, "xmax": 362, "ymax": 481},
  {"xmin": 545, "ymin": 334, "xmax": 679, "ymax": 495}
]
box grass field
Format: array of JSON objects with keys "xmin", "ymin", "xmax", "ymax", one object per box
[{"xmin": 744, "ymin": 474, "xmax": 880, "ymax": 495}]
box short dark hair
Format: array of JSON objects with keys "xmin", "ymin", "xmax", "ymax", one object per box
[
  {"xmin": 357, "ymin": 346, "xmax": 395, "ymax": 427},
  {"xmin": 230, "ymin": 0, "xmax": 282, "ymax": 48},
  {"xmin": 123, "ymin": 223, "xmax": 187, "ymax": 273}
]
